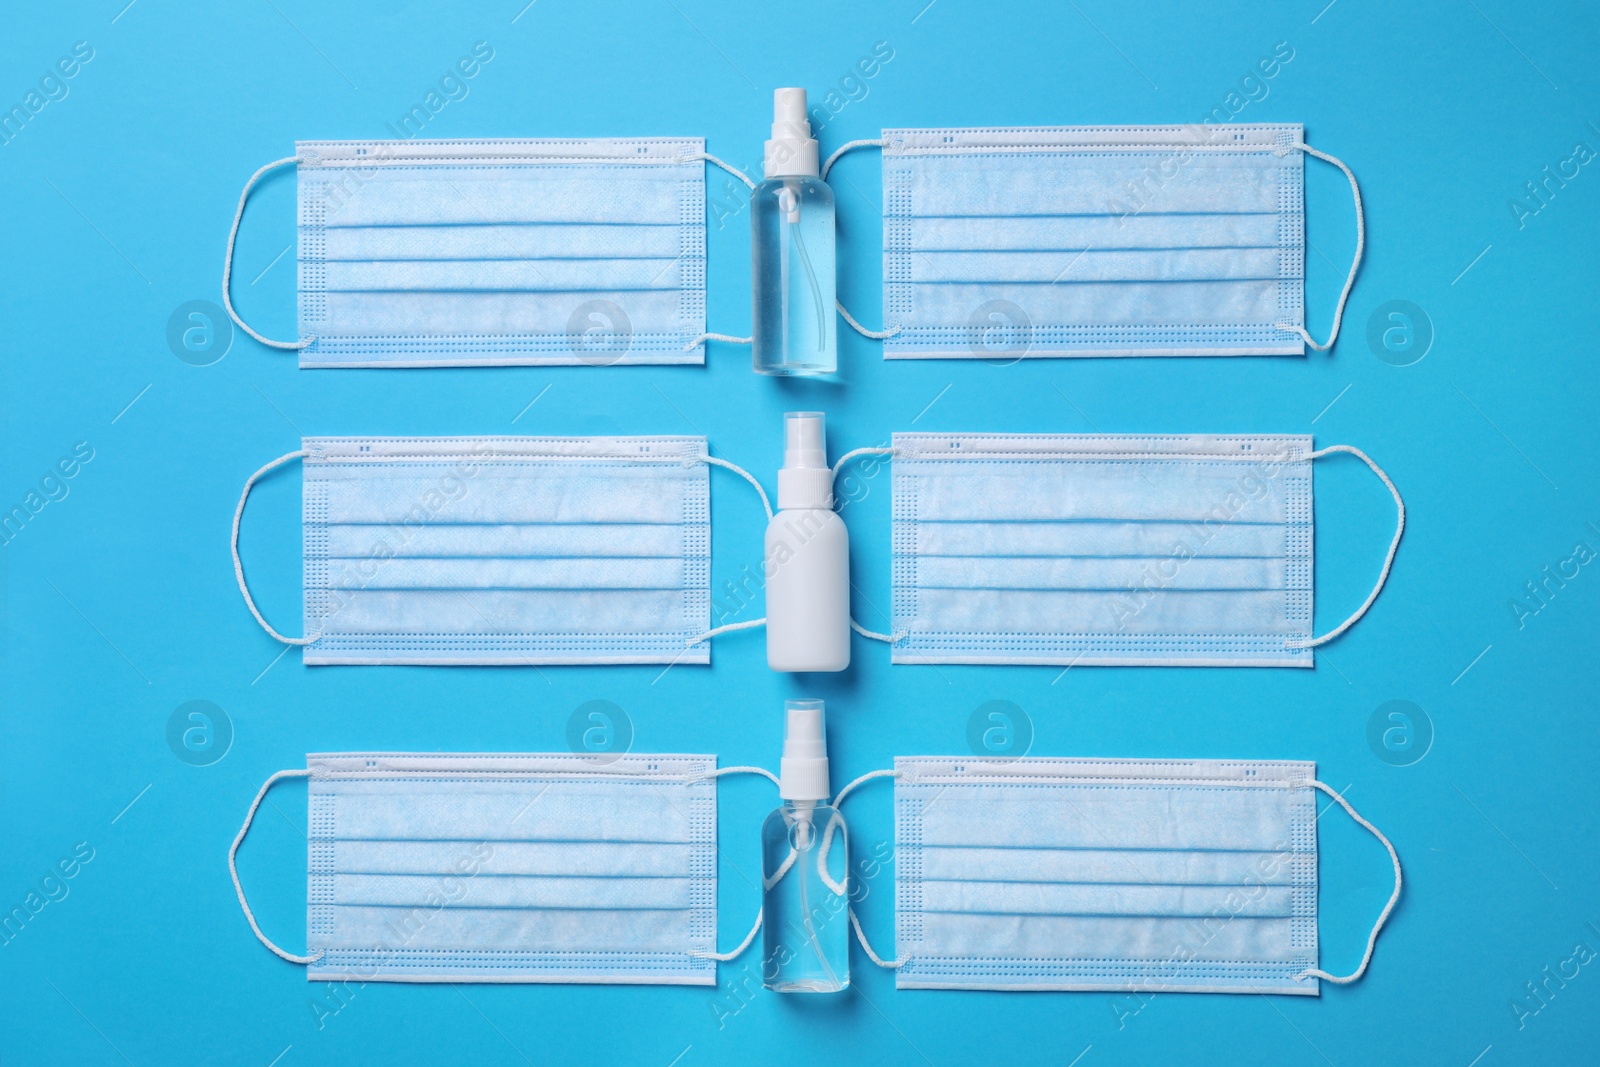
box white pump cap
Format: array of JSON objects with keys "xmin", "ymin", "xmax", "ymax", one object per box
[
  {"xmin": 777, "ymin": 411, "xmax": 834, "ymax": 510},
  {"xmin": 779, "ymin": 699, "xmax": 830, "ymax": 802},
  {"xmin": 764, "ymin": 88, "xmax": 820, "ymax": 179}
]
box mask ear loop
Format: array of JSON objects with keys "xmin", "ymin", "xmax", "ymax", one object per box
[
  {"xmin": 1286, "ymin": 445, "xmax": 1405, "ymax": 650},
  {"xmin": 1297, "ymin": 779, "xmax": 1402, "ymax": 984},
  {"xmin": 831, "ymin": 447, "xmax": 906, "ymax": 644},
  {"xmin": 828, "ymin": 768, "xmax": 904, "ymax": 969},
  {"xmin": 222, "ymin": 157, "xmax": 316, "ymax": 350},
  {"xmin": 233, "ymin": 449, "xmax": 318, "ymax": 646},
  {"xmin": 683, "ymin": 455, "xmax": 773, "ymax": 649},
  {"xmin": 1274, "ymin": 142, "xmax": 1364, "ymax": 352},
  {"xmin": 229, "ymin": 768, "xmax": 324, "ymax": 965},
  {"xmin": 682, "ymin": 154, "xmax": 757, "ymax": 351},
  {"xmin": 821, "ymin": 138, "xmax": 902, "ymax": 341},
  {"xmin": 685, "ymin": 766, "xmax": 780, "ymax": 963}
]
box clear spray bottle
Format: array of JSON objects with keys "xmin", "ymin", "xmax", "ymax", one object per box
[
  {"xmin": 762, "ymin": 699, "xmax": 849, "ymax": 992},
  {"xmin": 752, "ymin": 88, "xmax": 837, "ymax": 376}
]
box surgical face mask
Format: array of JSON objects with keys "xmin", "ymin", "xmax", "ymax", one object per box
[
  {"xmin": 229, "ymin": 754, "xmax": 768, "ymax": 984},
  {"xmin": 833, "ymin": 125, "xmax": 1362, "ymax": 358},
  {"xmin": 231, "ymin": 436, "xmax": 769, "ymax": 666},
  {"xmin": 223, "ymin": 139, "xmax": 722, "ymax": 367},
  {"xmin": 882, "ymin": 433, "xmax": 1403, "ymax": 667},
  {"xmin": 885, "ymin": 757, "xmax": 1400, "ymax": 993}
]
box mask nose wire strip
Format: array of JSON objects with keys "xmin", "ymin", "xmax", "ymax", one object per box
[
  {"xmin": 679, "ymin": 153, "xmax": 758, "ymax": 352},
  {"xmin": 229, "ymin": 768, "xmax": 324, "ymax": 965},
  {"xmin": 1274, "ymin": 142, "xmax": 1364, "ymax": 352},
  {"xmin": 232, "ymin": 449, "xmax": 317, "ymax": 646},
  {"xmin": 222, "ymin": 156, "xmax": 316, "ymax": 350},
  {"xmin": 685, "ymin": 456, "xmax": 772, "ymax": 647},
  {"xmin": 1297, "ymin": 779, "xmax": 1402, "ymax": 984},
  {"xmin": 686, "ymin": 766, "xmax": 780, "ymax": 962},
  {"xmin": 832, "ymin": 447, "xmax": 904, "ymax": 643},
  {"xmin": 820, "ymin": 138, "xmax": 902, "ymax": 342},
  {"xmin": 828, "ymin": 768, "xmax": 905, "ymax": 969},
  {"xmin": 1286, "ymin": 445, "xmax": 1404, "ymax": 650}
]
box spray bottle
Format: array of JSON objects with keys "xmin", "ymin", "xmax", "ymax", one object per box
[
  {"xmin": 752, "ymin": 88, "xmax": 837, "ymax": 376},
  {"xmin": 761, "ymin": 699, "xmax": 849, "ymax": 992},
  {"xmin": 765, "ymin": 411, "xmax": 850, "ymax": 672}
]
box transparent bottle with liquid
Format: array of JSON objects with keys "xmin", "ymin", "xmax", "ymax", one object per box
[
  {"xmin": 752, "ymin": 88, "xmax": 837, "ymax": 377},
  {"xmin": 762, "ymin": 699, "xmax": 849, "ymax": 992}
]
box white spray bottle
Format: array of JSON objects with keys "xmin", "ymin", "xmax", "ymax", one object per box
[{"xmin": 765, "ymin": 411, "xmax": 849, "ymax": 672}]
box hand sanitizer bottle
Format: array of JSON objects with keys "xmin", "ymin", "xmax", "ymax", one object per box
[
  {"xmin": 752, "ymin": 88, "xmax": 837, "ymax": 376},
  {"xmin": 762, "ymin": 699, "xmax": 849, "ymax": 992},
  {"xmin": 766, "ymin": 412, "xmax": 850, "ymax": 672}
]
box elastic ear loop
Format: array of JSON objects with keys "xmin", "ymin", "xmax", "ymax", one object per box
[
  {"xmin": 684, "ymin": 456, "xmax": 772, "ymax": 648},
  {"xmin": 832, "ymin": 447, "xmax": 905, "ymax": 645},
  {"xmin": 686, "ymin": 766, "xmax": 781, "ymax": 962},
  {"xmin": 750, "ymin": 769, "xmax": 899, "ymax": 964},
  {"xmin": 232, "ymin": 449, "xmax": 317, "ymax": 646},
  {"xmin": 820, "ymin": 138, "xmax": 901, "ymax": 341},
  {"xmin": 1275, "ymin": 142, "xmax": 1364, "ymax": 352},
  {"xmin": 222, "ymin": 156, "xmax": 315, "ymax": 350},
  {"xmin": 681, "ymin": 143, "xmax": 899, "ymax": 347},
  {"xmin": 826, "ymin": 768, "xmax": 904, "ymax": 969},
  {"xmin": 683, "ymin": 154, "xmax": 757, "ymax": 351},
  {"xmin": 1298, "ymin": 779, "xmax": 1402, "ymax": 984},
  {"xmin": 1286, "ymin": 445, "xmax": 1405, "ymax": 650},
  {"xmin": 229, "ymin": 768, "xmax": 323, "ymax": 965}
]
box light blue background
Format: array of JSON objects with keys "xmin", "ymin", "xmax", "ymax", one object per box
[{"xmin": 2, "ymin": 1, "xmax": 1597, "ymax": 1064}]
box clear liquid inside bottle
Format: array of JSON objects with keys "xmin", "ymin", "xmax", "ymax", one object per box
[
  {"xmin": 751, "ymin": 176, "xmax": 837, "ymax": 376},
  {"xmin": 761, "ymin": 802, "xmax": 849, "ymax": 991}
]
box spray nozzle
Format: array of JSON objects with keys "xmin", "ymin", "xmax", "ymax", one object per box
[
  {"xmin": 776, "ymin": 412, "xmax": 833, "ymax": 509},
  {"xmin": 771, "ymin": 88, "xmax": 811, "ymax": 141},
  {"xmin": 783, "ymin": 412, "xmax": 827, "ymax": 470},
  {"xmin": 764, "ymin": 87, "xmax": 820, "ymax": 180},
  {"xmin": 779, "ymin": 698, "xmax": 830, "ymax": 803}
]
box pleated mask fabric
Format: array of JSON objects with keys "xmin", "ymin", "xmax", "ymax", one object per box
[
  {"xmin": 892, "ymin": 757, "xmax": 1322, "ymax": 994},
  {"xmin": 880, "ymin": 124, "xmax": 1309, "ymax": 358},
  {"xmin": 300, "ymin": 754, "xmax": 719, "ymax": 984},
  {"xmin": 889, "ymin": 433, "xmax": 1315, "ymax": 667},
  {"xmin": 293, "ymin": 138, "xmax": 708, "ymax": 367},
  {"xmin": 233, "ymin": 436, "xmax": 713, "ymax": 666}
]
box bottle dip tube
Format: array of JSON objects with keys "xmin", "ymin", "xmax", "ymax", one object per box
[
  {"xmin": 752, "ymin": 88, "xmax": 837, "ymax": 377},
  {"xmin": 765, "ymin": 412, "xmax": 850, "ymax": 672}
]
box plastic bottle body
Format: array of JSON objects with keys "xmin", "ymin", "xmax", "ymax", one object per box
[
  {"xmin": 765, "ymin": 507, "xmax": 850, "ymax": 672},
  {"xmin": 751, "ymin": 176, "xmax": 837, "ymax": 376},
  {"xmin": 761, "ymin": 802, "xmax": 849, "ymax": 992}
]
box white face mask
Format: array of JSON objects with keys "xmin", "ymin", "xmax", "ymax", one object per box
[
  {"xmin": 222, "ymin": 138, "xmax": 738, "ymax": 367},
  {"xmin": 874, "ymin": 757, "xmax": 1400, "ymax": 994},
  {"xmin": 838, "ymin": 124, "xmax": 1364, "ymax": 358},
  {"xmin": 877, "ymin": 433, "xmax": 1404, "ymax": 667},
  {"xmin": 229, "ymin": 754, "xmax": 771, "ymax": 984},
  {"xmin": 231, "ymin": 436, "xmax": 774, "ymax": 666}
]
